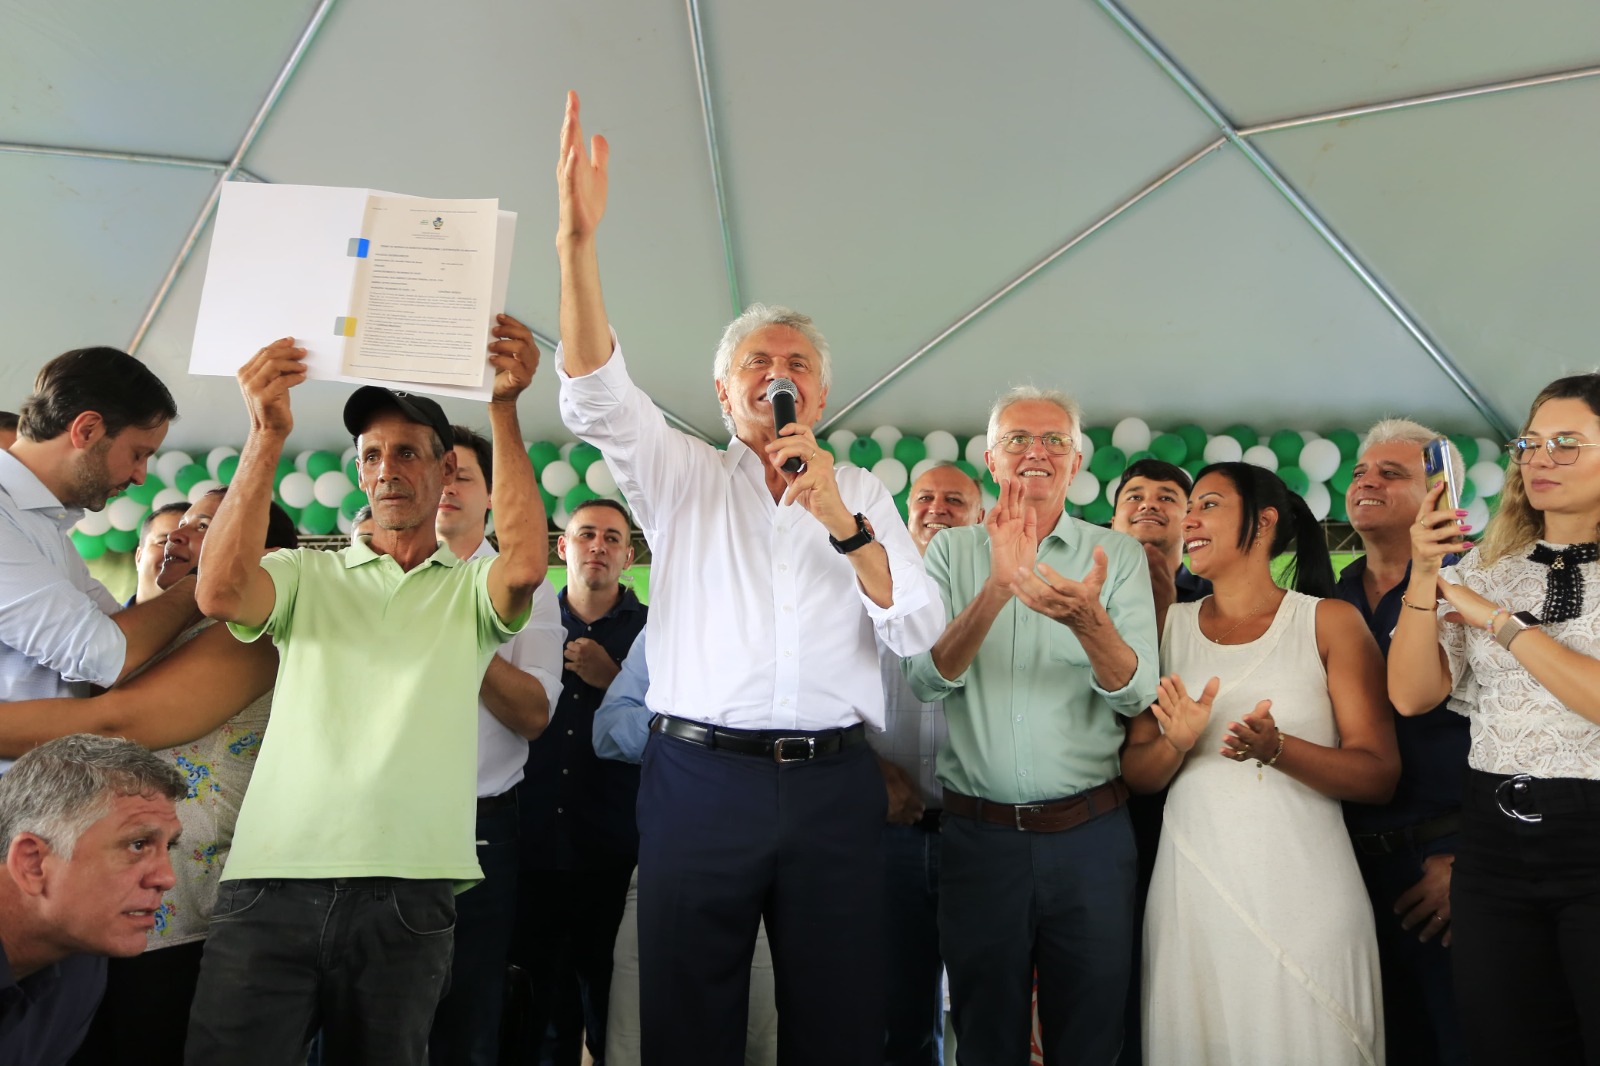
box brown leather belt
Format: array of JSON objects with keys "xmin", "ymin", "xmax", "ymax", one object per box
[{"xmin": 942, "ymin": 780, "xmax": 1130, "ymax": 833}]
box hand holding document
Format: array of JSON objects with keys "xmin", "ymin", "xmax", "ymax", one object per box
[{"xmin": 191, "ymin": 183, "xmax": 518, "ymax": 401}]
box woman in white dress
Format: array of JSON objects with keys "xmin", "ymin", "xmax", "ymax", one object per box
[
  {"xmin": 1123, "ymin": 462, "xmax": 1399, "ymax": 1066},
  {"xmin": 1390, "ymin": 374, "xmax": 1600, "ymax": 1064}
]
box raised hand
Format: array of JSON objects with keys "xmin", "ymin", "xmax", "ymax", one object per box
[
  {"xmin": 556, "ymin": 90, "xmax": 609, "ymax": 245},
  {"xmin": 237, "ymin": 338, "xmax": 307, "ymax": 438},
  {"xmin": 1012, "ymin": 544, "xmax": 1109, "ymax": 631},
  {"xmin": 1222, "ymin": 700, "xmax": 1279, "ymax": 762},
  {"xmin": 985, "ymin": 477, "xmax": 1038, "ymax": 594},
  {"xmin": 766, "ymin": 423, "xmax": 849, "ymax": 522},
  {"xmin": 1153, "ymin": 674, "xmax": 1218, "ymax": 754},
  {"xmin": 488, "ymin": 313, "xmax": 540, "ymax": 404},
  {"xmin": 1410, "ymin": 483, "xmax": 1470, "ymax": 577}
]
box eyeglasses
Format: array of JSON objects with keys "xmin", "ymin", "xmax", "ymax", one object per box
[
  {"xmin": 1506, "ymin": 436, "xmax": 1600, "ymax": 466},
  {"xmin": 996, "ymin": 433, "xmax": 1074, "ymax": 455}
]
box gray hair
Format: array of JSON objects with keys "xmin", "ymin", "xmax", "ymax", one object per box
[
  {"xmin": 0, "ymin": 735, "xmax": 185, "ymax": 859},
  {"xmin": 986, "ymin": 386, "xmax": 1085, "ymax": 454},
  {"xmin": 1361, "ymin": 418, "xmax": 1464, "ymax": 486},
  {"xmin": 711, "ymin": 304, "xmax": 833, "ymax": 434}
]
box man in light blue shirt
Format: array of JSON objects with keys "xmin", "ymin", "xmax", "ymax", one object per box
[{"xmin": 904, "ymin": 386, "xmax": 1158, "ymax": 1066}]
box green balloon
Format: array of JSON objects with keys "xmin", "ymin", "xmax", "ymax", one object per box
[
  {"xmin": 1083, "ymin": 498, "xmax": 1114, "ymax": 525},
  {"xmin": 275, "ymin": 457, "xmax": 295, "ymax": 486},
  {"xmin": 1127, "ymin": 450, "xmax": 1153, "ymax": 467},
  {"xmin": 529, "ymin": 441, "xmax": 561, "ymax": 469},
  {"xmin": 1459, "ymin": 478, "xmax": 1477, "ymax": 506},
  {"xmin": 125, "ymin": 476, "xmax": 164, "ymax": 505},
  {"xmin": 1174, "ymin": 424, "xmax": 1207, "ymax": 460},
  {"xmin": 563, "ymin": 485, "xmax": 599, "ymax": 511},
  {"xmin": 1269, "ymin": 430, "xmax": 1304, "ymax": 466},
  {"xmin": 278, "ymin": 503, "xmax": 301, "ymax": 524},
  {"xmin": 981, "ymin": 468, "xmax": 998, "ymax": 494},
  {"xmin": 1279, "ymin": 465, "xmax": 1310, "ymax": 495},
  {"xmin": 1326, "ymin": 429, "xmax": 1361, "ymax": 461},
  {"xmin": 893, "ymin": 437, "xmax": 927, "ymax": 467},
  {"xmin": 568, "ymin": 443, "xmax": 602, "ymax": 477},
  {"xmin": 339, "ymin": 489, "xmax": 369, "ymax": 520},
  {"xmin": 1184, "ymin": 458, "xmax": 1207, "ymax": 481},
  {"xmin": 954, "ymin": 460, "xmax": 981, "ymax": 482},
  {"xmin": 848, "ymin": 438, "xmax": 883, "ymax": 468},
  {"xmin": 1327, "ymin": 492, "xmax": 1349, "ymax": 522},
  {"xmin": 105, "ymin": 527, "xmax": 139, "ymax": 554},
  {"xmin": 219, "ymin": 456, "xmax": 241, "ymax": 485},
  {"xmin": 1449, "ymin": 434, "xmax": 1479, "ymax": 468},
  {"xmin": 1085, "ymin": 426, "xmax": 1113, "ymax": 450},
  {"xmin": 1496, "ymin": 449, "xmax": 1510, "ymax": 469},
  {"xmin": 1088, "ymin": 445, "xmax": 1126, "ymax": 481},
  {"xmin": 1330, "ymin": 459, "xmax": 1358, "ymax": 493},
  {"xmin": 817, "ymin": 441, "xmax": 835, "ymax": 459},
  {"xmin": 540, "ymin": 489, "xmax": 558, "ymax": 527},
  {"xmin": 175, "ymin": 464, "xmax": 209, "ymax": 494},
  {"xmin": 1150, "ymin": 433, "xmax": 1187, "ymax": 465},
  {"xmin": 893, "ymin": 489, "xmax": 909, "ymax": 522},
  {"xmin": 71, "ymin": 531, "xmax": 108, "ymax": 560},
  {"xmin": 1223, "ymin": 424, "xmax": 1257, "ymax": 450},
  {"xmin": 305, "ymin": 450, "xmax": 341, "ymax": 478},
  {"xmin": 299, "ymin": 502, "xmax": 337, "ymax": 535}
]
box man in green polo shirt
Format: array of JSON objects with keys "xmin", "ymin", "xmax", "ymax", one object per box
[
  {"xmin": 185, "ymin": 316, "xmax": 548, "ymax": 1066},
  {"xmin": 903, "ymin": 385, "xmax": 1158, "ymax": 1066}
]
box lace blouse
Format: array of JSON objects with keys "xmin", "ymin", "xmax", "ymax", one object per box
[{"xmin": 1439, "ymin": 543, "xmax": 1600, "ymax": 779}]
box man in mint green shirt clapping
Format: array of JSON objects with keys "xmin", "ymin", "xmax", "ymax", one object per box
[
  {"xmin": 184, "ymin": 317, "xmax": 549, "ymax": 1066},
  {"xmin": 903, "ymin": 386, "xmax": 1158, "ymax": 1066}
]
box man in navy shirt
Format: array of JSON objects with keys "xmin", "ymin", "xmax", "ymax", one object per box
[
  {"xmin": 1337, "ymin": 420, "xmax": 1468, "ymax": 1066},
  {"xmin": 510, "ymin": 499, "xmax": 646, "ymax": 1066},
  {"xmin": 0, "ymin": 735, "xmax": 185, "ymax": 1066}
]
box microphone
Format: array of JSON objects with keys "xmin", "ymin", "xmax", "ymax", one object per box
[{"xmin": 766, "ymin": 378, "xmax": 804, "ymax": 474}]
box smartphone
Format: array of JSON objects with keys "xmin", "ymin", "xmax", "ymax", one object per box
[{"xmin": 1422, "ymin": 437, "xmax": 1460, "ymax": 512}]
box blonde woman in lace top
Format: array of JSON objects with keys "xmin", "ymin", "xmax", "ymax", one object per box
[{"xmin": 1390, "ymin": 374, "xmax": 1600, "ymax": 1065}]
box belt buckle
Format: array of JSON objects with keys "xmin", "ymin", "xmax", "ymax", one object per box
[
  {"xmin": 1013, "ymin": 803, "xmax": 1046, "ymax": 831},
  {"xmin": 1495, "ymin": 774, "xmax": 1544, "ymax": 823},
  {"xmin": 773, "ymin": 736, "xmax": 815, "ymax": 764}
]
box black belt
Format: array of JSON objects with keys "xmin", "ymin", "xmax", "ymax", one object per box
[
  {"xmin": 649, "ymin": 714, "xmax": 867, "ymax": 763},
  {"xmin": 476, "ymin": 788, "xmax": 517, "ymax": 815},
  {"xmin": 1350, "ymin": 811, "xmax": 1461, "ymax": 855},
  {"xmin": 1467, "ymin": 769, "xmax": 1600, "ymax": 824}
]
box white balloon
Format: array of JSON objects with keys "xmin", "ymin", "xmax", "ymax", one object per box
[
  {"xmin": 871, "ymin": 458, "xmax": 909, "ymax": 495},
  {"xmin": 337, "ymin": 512, "xmax": 353, "ymax": 535},
  {"xmin": 340, "ymin": 445, "xmax": 358, "ymax": 466},
  {"xmin": 1066, "ymin": 470, "xmax": 1101, "ymax": 507},
  {"xmin": 1203, "ymin": 435, "xmax": 1243, "ymax": 464},
  {"xmin": 552, "ymin": 503, "xmax": 571, "ymax": 530},
  {"xmin": 1106, "ymin": 478, "xmax": 1122, "ymax": 506},
  {"xmin": 1474, "ymin": 438, "xmax": 1499, "ymax": 466},
  {"xmin": 1242, "ymin": 445, "xmax": 1279, "ymax": 471},
  {"xmin": 206, "ymin": 446, "xmax": 238, "ymax": 479},
  {"xmin": 155, "ymin": 451, "xmax": 192, "ymax": 485},
  {"xmin": 1302, "ymin": 482, "xmax": 1331, "ymax": 522},
  {"xmin": 294, "ymin": 451, "xmax": 313, "ymax": 474},
  {"xmin": 964, "ymin": 435, "xmax": 988, "ymax": 468},
  {"xmin": 151, "ymin": 488, "xmax": 188, "ymax": 511},
  {"xmin": 75, "ymin": 508, "xmax": 112, "ymax": 536},
  {"xmin": 1079, "ymin": 434, "xmax": 1094, "ymax": 468},
  {"xmin": 1111, "ymin": 417, "xmax": 1151, "ymax": 455},
  {"xmin": 909, "ymin": 459, "xmax": 938, "ymax": 485},
  {"xmin": 541, "ymin": 460, "xmax": 578, "ymax": 496},
  {"xmin": 827, "ymin": 429, "xmax": 857, "ymax": 466},
  {"xmin": 1299, "ymin": 430, "xmax": 1321, "ymax": 442},
  {"xmin": 559, "ymin": 442, "xmax": 578, "ymax": 460},
  {"xmin": 585, "ymin": 460, "xmax": 618, "ymax": 495},
  {"xmin": 1463, "ymin": 497, "xmax": 1491, "ymax": 537},
  {"xmin": 923, "ymin": 430, "xmax": 959, "ymax": 462},
  {"xmin": 108, "ymin": 495, "xmax": 148, "ymax": 532},
  {"xmin": 278, "ymin": 471, "xmax": 315, "ymax": 509},
  {"xmin": 187, "ymin": 479, "xmax": 222, "ymax": 503},
  {"xmin": 982, "ymin": 489, "xmax": 998, "ymax": 511},
  {"xmin": 1468, "ymin": 460, "xmax": 1505, "ymax": 498},
  {"xmin": 314, "ymin": 470, "xmax": 355, "ymax": 508},
  {"xmin": 1298, "ymin": 438, "xmax": 1342, "ymax": 483},
  {"xmin": 870, "ymin": 426, "xmax": 902, "ymax": 457}
]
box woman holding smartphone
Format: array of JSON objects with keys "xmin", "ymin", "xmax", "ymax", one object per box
[{"xmin": 1390, "ymin": 373, "xmax": 1600, "ymax": 1063}]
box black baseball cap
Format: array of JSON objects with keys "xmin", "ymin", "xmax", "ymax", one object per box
[{"xmin": 342, "ymin": 386, "xmax": 454, "ymax": 450}]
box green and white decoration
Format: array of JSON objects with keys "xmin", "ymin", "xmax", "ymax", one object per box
[{"xmin": 71, "ymin": 425, "xmax": 1511, "ymax": 559}]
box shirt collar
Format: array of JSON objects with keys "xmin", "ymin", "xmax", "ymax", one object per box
[
  {"xmin": 1040, "ymin": 509, "xmax": 1079, "ymax": 548},
  {"xmin": 0, "ymin": 450, "xmax": 80, "ymax": 530},
  {"xmin": 559, "ymin": 584, "xmax": 643, "ymax": 623},
  {"xmin": 342, "ymin": 535, "xmax": 460, "ymax": 570}
]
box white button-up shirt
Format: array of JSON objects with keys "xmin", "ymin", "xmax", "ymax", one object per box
[
  {"xmin": 467, "ymin": 539, "xmax": 565, "ymax": 798},
  {"xmin": 0, "ymin": 450, "xmax": 126, "ymax": 771},
  {"xmin": 557, "ymin": 343, "xmax": 943, "ymax": 731}
]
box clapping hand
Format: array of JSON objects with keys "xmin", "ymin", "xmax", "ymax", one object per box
[
  {"xmin": 1152, "ymin": 675, "xmax": 1218, "ymax": 754},
  {"xmin": 1222, "ymin": 700, "xmax": 1279, "ymax": 762},
  {"xmin": 985, "ymin": 477, "xmax": 1038, "ymax": 594},
  {"xmin": 1012, "ymin": 545, "xmax": 1110, "ymax": 632}
]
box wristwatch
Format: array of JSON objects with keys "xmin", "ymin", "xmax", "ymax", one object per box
[
  {"xmin": 1495, "ymin": 610, "xmax": 1540, "ymax": 650},
  {"xmin": 829, "ymin": 513, "xmax": 875, "ymax": 555}
]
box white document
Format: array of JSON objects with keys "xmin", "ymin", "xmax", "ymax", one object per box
[{"xmin": 190, "ymin": 183, "xmax": 518, "ymax": 402}]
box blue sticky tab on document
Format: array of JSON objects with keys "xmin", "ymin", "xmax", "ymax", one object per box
[{"xmin": 347, "ymin": 237, "xmax": 369, "ymax": 258}]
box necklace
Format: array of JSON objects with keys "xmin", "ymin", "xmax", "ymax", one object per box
[{"xmin": 1205, "ymin": 592, "xmax": 1273, "ymax": 644}]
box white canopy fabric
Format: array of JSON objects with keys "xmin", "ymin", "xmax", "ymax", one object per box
[{"xmin": 4, "ymin": 0, "xmax": 1598, "ymax": 451}]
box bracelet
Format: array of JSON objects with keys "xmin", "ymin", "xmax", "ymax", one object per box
[
  {"xmin": 1257, "ymin": 733, "xmax": 1286, "ymax": 769},
  {"xmin": 1484, "ymin": 607, "xmax": 1509, "ymax": 634},
  {"xmin": 1399, "ymin": 595, "xmax": 1434, "ymax": 612}
]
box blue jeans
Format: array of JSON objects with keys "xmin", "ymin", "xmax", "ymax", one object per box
[
  {"xmin": 881, "ymin": 822, "xmax": 943, "ymax": 1066},
  {"xmin": 430, "ymin": 798, "xmax": 521, "ymax": 1066},
  {"xmin": 184, "ymin": 878, "xmax": 455, "ymax": 1066}
]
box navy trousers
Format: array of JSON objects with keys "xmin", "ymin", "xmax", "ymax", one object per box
[
  {"xmin": 881, "ymin": 822, "xmax": 944, "ymax": 1066},
  {"xmin": 636, "ymin": 730, "xmax": 886, "ymax": 1066}
]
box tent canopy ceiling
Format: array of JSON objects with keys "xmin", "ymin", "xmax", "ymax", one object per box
[{"xmin": 4, "ymin": 0, "xmax": 1597, "ymax": 452}]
